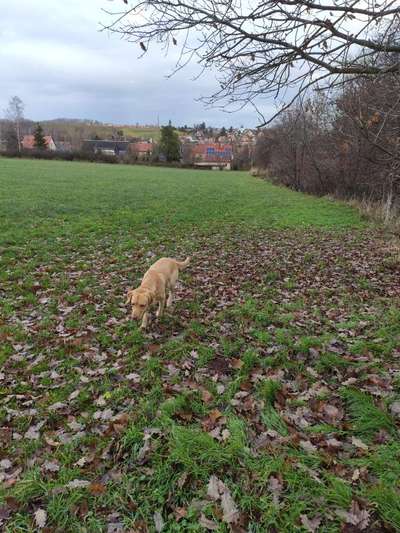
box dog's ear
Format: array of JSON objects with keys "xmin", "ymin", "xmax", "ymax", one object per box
[
  {"xmin": 144, "ymin": 288, "xmax": 155, "ymax": 305},
  {"xmin": 126, "ymin": 289, "xmax": 134, "ymax": 305}
]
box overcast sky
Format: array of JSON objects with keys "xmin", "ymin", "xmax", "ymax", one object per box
[{"xmin": 0, "ymin": 0, "xmax": 277, "ymax": 127}]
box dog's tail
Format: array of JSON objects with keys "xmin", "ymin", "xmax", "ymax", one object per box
[{"xmin": 175, "ymin": 256, "xmax": 191, "ymax": 270}]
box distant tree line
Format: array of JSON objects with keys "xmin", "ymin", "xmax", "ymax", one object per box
[{"xmin": 253, "ymin": 41, "xmax": 400, "ymax": 222}]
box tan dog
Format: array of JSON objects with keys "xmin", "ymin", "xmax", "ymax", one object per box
[{"xmin": 126, "ymin": 256, "xmax": 190, "ymax": 328}]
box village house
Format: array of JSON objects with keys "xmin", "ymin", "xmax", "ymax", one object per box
[
  {"xmin": 129, "ymin": 141, "xmax": 153, "ymax": 160},
  {"xmin": 81, "ymin": 140, "xmax": 132, "ymax": 156},
  {"xmin": 55, "ymin": 141, "xmax": 73, "ymax": 152},
  {"xmin": 22, "ymin": 135, "xmax": 57, "ymax": 151},
  {"xmin": 182, "ymin": 142, "xmax": 233, "ymax": 170}
]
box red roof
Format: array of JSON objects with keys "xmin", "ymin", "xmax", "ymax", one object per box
[
  {"xmin": 130, "ymin": 141, "xmax": 153, "ymax": 153},
  {"xmin": 22, "ymin": 135, "xmax": 54, "ymax": 149},
  {"xmin": 192, "ymin": 143, "xmax": 232, "ymax": 163}
]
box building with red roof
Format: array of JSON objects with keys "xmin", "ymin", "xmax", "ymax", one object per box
[
  {"xmin": 182, "ymin": 142, "xmax": 233, "ymax": 169},
  {"xmin": 22, "ymin": 135, "xmax": 57, "ymax": 151},
  {"xmin": 129, "ymin": 141, "xmax": 153, "ymax": 160}
]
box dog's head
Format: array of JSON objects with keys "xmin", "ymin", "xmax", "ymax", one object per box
[{"xmin": 126, "ymin": 287, "xmax": 153, "ymax": 320}]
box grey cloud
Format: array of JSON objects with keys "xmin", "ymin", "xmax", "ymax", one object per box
[{"xmin": 0, "ymin": 0, "xmax": 275, "ymax": 126}]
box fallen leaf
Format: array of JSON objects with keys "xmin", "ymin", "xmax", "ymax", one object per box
[
  {"xmin": 43, "ymin": 461, "xmax": 60, "ymax": 472},
  {"xmin": 209, "ymin": 409, "xmax": 223, "ymax": 423},
  {"xmin": 216, "ymin": 384, "xmax": 225, "ymax": 394},
  {"xmin": 221, "ymin": 488, "xmax": 240, "ymax": 524},
  {"xmin": 221, "ymin": 429, "xmax": 231, "ymax": 441},
  {"xmin": 389, "ymin": 401, "xmax": 400, "ymax": 418},
  {"xmin": 174, "ymin": 507, "xmax": 187, "ymax": 521},
  {"xmin": 335, "ymin": 500, "xmax": 370, "ymax": 530},
  {"xmin": 322, "ymin": 404, "xmax": 341, "ymax": 421},
  {"xmin": 148, "ymin": 343, "xmax": 160, "ymax": 354},
  {"xmin": 208, "ymin": 427, "xmax": 221, "ymax": 440},
  {"xmin": 268, "ymin": 475, "xmax": 282, "ymax": 506},
  {"xmin": 207, "ymin": 475, "xmax": 221, "ymax": 501},
  {"xmin": 34, "ymin": 508, "xmax": 47, "ymax": 529},
  {"xmin": 153, "ymin": 511, "xmax": 164, "ymax": 532},
  {"xmin": 74, "ymin": 456, "xmax": 88, "ymax": 467},
  {"xmin": 0, "ymin": 459, "xmax": 12, "ymax": 470},
  {"xmin": 325, "ymin": 438, "xmax": 342, "ymax": 449},
  {"xmin": 66, "ymin": 479, "xmax": 90, "ymax": 489},
  {"xmin": 351, "ymin": 436, "xmax": 368, "ymax": 451},
  {"xmin": 300, "ymin": 440, "xmax": 318, "ymax": 454},
  {"xmin": 137, "ymin": 439, "xmax": 152, "ymax": 465},
  {"xmin": 126, "ymin": 373, "xmax": 141, "ymax": 383},
  {"xmin": 199, "ymin": 513, "xmax": 219, "ymax": 530},
  {"xmin": 177, "ymin": 472, "xmax": 188, "ymax": 489},
  {"xmin": 69, "ymin": 389, "xmax": 81, "ymax": 400},
  {"xmin": 88, "ymin": 482, "xmax": 107, "ymax": 496},
  {"xmin": 300, "ymin": 514, "xmax": 321, "ymax": 532},
  {"xmin": 202, "ymin": 389, "xmax": 213, "ymax": 403},
  {"xmin": 25, "ymin": 425, "xmax": 40, "ymax": 440},
  {"xmin": 0, "ymin": 505, "xmax": 11, "ymax": 522},
  {"xmin": 48, "ymin": 401, "xmax": 66, "ymax": 411}
]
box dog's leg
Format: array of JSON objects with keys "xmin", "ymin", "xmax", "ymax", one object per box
[
  {"xmin": 166, "ymin": 290, "xmax": 174, "ymax": 308},
  {"xmin": 156, "ymin": 297, "xmax": 165, "ymax": 317},
  {"xmin": 167, "ymin": 272, "xmax": 178, "ymax": 308},
  {"xmin": 140, "ymin": 312, "xmax": 149, "ymax": 329}
]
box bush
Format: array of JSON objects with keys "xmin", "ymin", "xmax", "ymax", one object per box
[
  {"xmin": 255, "ymin": 71, "xmax": 400, "ymax": 222},
  {"xmin": 0, "ymin": 149, "xmax": 118, "ymax": 164},
  {"xmin": 1, "ymin": 148, "xmax": 193, "ymax": 169}
]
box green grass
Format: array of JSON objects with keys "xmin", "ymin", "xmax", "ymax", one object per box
[
  {"xmin": 1, "ymin": 158, "xmax": 399, "ymax": 532},
  {"xmin": 340, "ymin": 388, "xmax": 396, "ymax": 438},
  {"xmin": 122, "ymin": 126, "xmax": 161, "ymax": 140},
  {"xmin": 0, "ymin": 158, "xmax": 361, "ymax": 246}
]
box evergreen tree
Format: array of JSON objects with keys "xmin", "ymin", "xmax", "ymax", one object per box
[
  {"xmin": 220, "ymin": 126, "xmax": 227, "ymax": 137},
  {"xmin": 34, "ymin": 123, "xmax": 47, "ymax": 150},
  {"xmin": 159, "ymin": 124, "xmax": 180, "ymax": 161}
]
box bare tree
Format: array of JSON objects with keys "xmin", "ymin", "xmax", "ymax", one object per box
[
  {"xmin": 103, "ymin": 1, "xmax": 400, "ymax": 123},
  {"xmin": 5, "ymin": 96, "xmax": 25, "ymax": 152}
]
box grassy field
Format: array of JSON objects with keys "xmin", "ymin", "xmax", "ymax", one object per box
[
  {"xmin": 122, "ymin": 127, "xmax": 161, "ymax": 140},
  {"xmin": 0, "ymin": 158, "xmax": 399, "ymax": 532}
]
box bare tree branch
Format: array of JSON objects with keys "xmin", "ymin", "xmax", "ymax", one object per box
[{"xmin": 102, "ymin": 0, "xmax": 400, "ymax": 122}]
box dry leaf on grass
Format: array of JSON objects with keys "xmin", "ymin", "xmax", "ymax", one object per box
[
  {"xmin": 25, "ymin": 425, "xmax": 40, "ymax": 440},
  {"xmin": 268, "ymin": 475, "xmax": 283, "ymax": 506},
  {"xmin": 206, "ymin": 475, "xmax": 240, "ymax": 524},
  {"xmin": 66, "ymin": 479, "xmax": 90, "ymax": 489},
  {"xmin": 335, "ymin": 501, "xmax": 370, "ymax": 530},
  {"xmin": 221, "ymin": 489, "xmax": 240, "ymax": 524},
  {"xmin": 43, "ymin": 460, "xmax": 60, "ymax": 472},
  {"xmin": 351, "ymin": 436, "xmax": 368, "ymax": 451},
  {"xmin": 174, "ymin": 507, "xmax": 187, "ymax": 521},
  {"xmin": 137, "ymin": 439, "xmax": 152, "ymax": 465},
  {"xmin": 202, "ymin": 389, "xmax": 213, "ymax": 403},
  {"xmin": 300, "ymin": 440, "xmax": 318, "ymax": 454},
  {"xmin": 207, "ymin": 475, "xmax": 239, "ymax": 524},
  {"xmin": 0, "ymin": 459, "xmax": 12, "ymax": 470},
  {"xmin": 199, "ymin": 513, "xmax": 219, "ymax": 530},
  {"xmin": 389, "ymin": 401, "xmax": 400, "ymax": 417},
  {"xmin": 153, "ymin": 511, "xmax": 164, "ymax": 532},
  {"xmin": 207, "ymin": 475, "xmax": 221, "ymax": 501},
  {"xmin": 300, "ymin": 514, "xmax": 321, "ymax": 532},
  {"xmin": 88, "ymin": 482, "xmax": 107, "ymax": 496},
  {"xmin": 34, "ymin": 508, "xmax": 47, "ymax": 529}
]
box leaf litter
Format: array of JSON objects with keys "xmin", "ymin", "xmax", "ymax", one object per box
[{"xmin": 1, "ymin": 227, "xmax": 399, "ymax": 530}]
